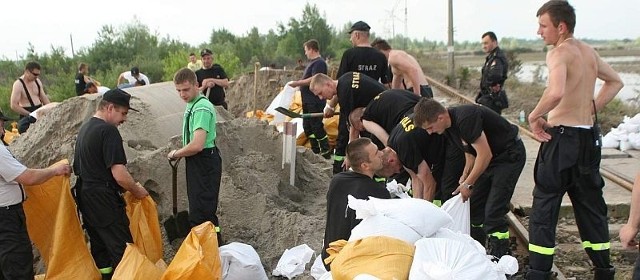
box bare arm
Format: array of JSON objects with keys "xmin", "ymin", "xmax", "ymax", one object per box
[
  {"xmin": 202, "ymin": 77, "xmax": 230, "ymax": 88},
  {"xmin": 393, "ymin": 59, "xmax": 422, "ymax": 96},
  {"xmin": 390, "ymin": 70, "xmax": 403, "ymax": 90},
  {"xmin": 453, "ymin": 133, "xmax": 492, "ymax": 201},
  {"xmin": 593, "ymin": 54, "xmax": 624, "ymax": 112},
  {"xmin": 620, "ymin": 171, "xmax": 640, "ymax": 249},
  {"xmin": 10, "ymin": 81, "xmax": 30, "ymax": 116},
  {"xmin": 117, "ymin": 73, "xmax": 125, "ymax": 85},
  {"xmin": 36, "ymin": 80, "xmax": 50, "ymax": 105},
  {"xmin": 416, "ymin": 161, "xmax": 436, "ymax": 201},
  {"xmin": 529, "ymin": 50, "xmax": 567, "ymax": 121},
  {"xmin": 289, "ymin": 76, "xmax": 313, "ymax": 88},
  {"xmin": 170, "ymin": 129, "xmax": 207, "ymax": 159},
  {"xmin": 324, "ymin": 95, "xmax": 339, "ymax": 118},
  {"xmin": 14, "ymin": 164, "xmax": 71, "ymax": 186},
  {"xmin": 111, "ymin": 164, "xmax": 148, "ymax": 199},
  {"xmin": 362, "ymin": 120, "xmax": 390, "ymax": 146}
]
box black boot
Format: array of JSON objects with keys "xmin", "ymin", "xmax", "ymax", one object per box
[
  {"xmin": 488, "ymin": 236, "xmax": 511, "ymax": 259},
  {"xmin": 593, "ymin": 267, "xmax": 615, "ymax": 280},
  {"xmin": 309, "ymin": 136, "xmax": 321, "ymax": 154},
  {"xmin": 332, "ymin": 159, "xmax": 344, "ymax": 174},
  {"xmin": 525, "ymin": 269, "xmax": 553, "ymax": 280},
  {"xmin": 318, "ymin": 136, "xmax": 332, "ymax": 159},
  {"xmin": 470, "ymin": 226, "xmax": 487, "ymax": 248}
]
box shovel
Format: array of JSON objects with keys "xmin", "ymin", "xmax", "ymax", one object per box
[
  {"xmin": 274, "ymin": 106, "xmax": 339, "ymax": 119},
  {"xmin": 164, "ymin": 158, "xmax": 191, "ymax": 242}
]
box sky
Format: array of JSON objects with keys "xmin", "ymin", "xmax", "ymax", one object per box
[{"xmin": 1, "ymin": 0, "xmax": 639, "ymax": 59}]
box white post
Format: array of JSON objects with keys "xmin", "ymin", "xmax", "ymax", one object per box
[{"xmin": 289, "ymin": 123, "xmax": 296, "ymax": 186}]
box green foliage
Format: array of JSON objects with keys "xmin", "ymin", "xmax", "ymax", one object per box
[
  {"xmin": 504, "ymin": 50, "xmax": 522, "ymax": 78},
  {"xmin": 162, "ymin": 50, "xmax": 191, "ymax": 82}
]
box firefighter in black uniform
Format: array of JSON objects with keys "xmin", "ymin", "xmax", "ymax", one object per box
[
  {"xmin": 310, "ymin": 72, "xmax": 386, "ymax": 174},
  {"xmin": 475, "ymin": 31, "xmax": 509, "ymax": 115},
  {"xmin": 414, "ymin": 98, "xmax": 525, "ymax": 258}
]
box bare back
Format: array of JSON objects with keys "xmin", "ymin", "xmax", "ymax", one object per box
[{"xmin": 389, "ymin": 50, "xmax": 428, "ymax": 90}]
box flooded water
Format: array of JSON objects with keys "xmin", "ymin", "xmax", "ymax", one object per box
[{"xmin": 516, "ymin": 59, "xmax": 640, "ymax": 102}]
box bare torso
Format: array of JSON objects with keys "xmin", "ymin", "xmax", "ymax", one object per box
[
  {"xmin": 389, "ymin": 50, "xmax": 428, "ymax": 90},
  {"xmin": 13, "ymin": 75, "xmax": 45, "ymax": 107}
]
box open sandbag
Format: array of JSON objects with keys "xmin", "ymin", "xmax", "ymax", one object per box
[
  {"xmin": 124, "ymin": 192, "xmax": 163, "ymax": 262},
  {"xmin": 219, "ymin": 242, "xmax": 268, "ymax": 280},
  {"xmin": 113, "ymin": 243, "xmax": 166, "ymax": 280},
  {"xmin": 272, "ymin": 243, "xmax": 314, "ymax": 279},
  {"xmin": 441, "ymin": 194, "xmax": 470, "ymax": 235},
  {"xmin": 161, "ymin": 222, "xmax": 221, "ymax": 280}
]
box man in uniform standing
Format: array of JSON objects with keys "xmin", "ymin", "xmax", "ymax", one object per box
[
  {"xmin": 289, "ymin": 39, "xmax": 331, "ymax": 158},
  {"xmin": 475, "ymin": 31, "xmax": 509, "ymax": 115},
  {"xmin": 337, "ymin": 21, "xmax": 389, "ymax": 84},
  {"xmin": 196, "ymin": 49, "xmax": 230, "ymax": 110},
  {"xmin": 526, "ymin": 1, "xmax": 623, "ymax": 279}
]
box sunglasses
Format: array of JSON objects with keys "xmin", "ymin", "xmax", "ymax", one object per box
[{"xmin": 29, "ymin": 70, "xmax": 40, "ymax": 77}]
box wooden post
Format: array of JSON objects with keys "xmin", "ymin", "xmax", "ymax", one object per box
[{"xmin": 253, "ymin": 62, "xmax": 260, "ymax": 118}]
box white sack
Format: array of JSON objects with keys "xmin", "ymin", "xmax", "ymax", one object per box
[
  {"xmin": 601, "ymin": 133, "xmax": 620, "ymax": 149},
  {"xmin": 349, "ymin": 214, "xmax": 422, "ymax": 244},
  {"xmin": 367, "ymin": 197, "xmax": 453, "ymax": 237},
  {"xmin": 219, "ymin": 242, "xmax": 268, "ymax": 280},
  {"xmin": 386, "ymin": 179, "xmax": 411, "ymax": 199},
  {"xmin": 311, "ymin": 255, "xmax": 328, "ymax": 280},
  {"xmin": 441, "ymin": 194, "xmax": 470, "ymax": 235},
  {"xmin": 272, "ymin": 244, "xmax": 314, "ymax": 279},
  {"xmin": 429, "ymin": 228, "xmax": 485, "ymax": 255},
  {"xmin": 265, "ymin": 84, "xmax": 297, "ymax": 125}
]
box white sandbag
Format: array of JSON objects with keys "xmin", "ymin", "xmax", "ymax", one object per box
[
  {"xmin": 265, "ymin": 84, "xmax": 297, "ymax": 125},
  {"xmin": 630, "ymin": 113, "xmax": 640, "ymax": 125},
  {"xmin": 349, "ymin": 214, "xmax": 422, "ymax": 244},
  {"xmin": 219, "ymin": 242, "xmax": 268, "ymax": 280},
  {"xmin": 272, "ymin": 244, "xmax": 314, "ymax": 279},
  {"xmin": 318, "ymin": 271, "xmax": 333, "ymax": 280},
  {"xmin": 367, "ymin": 197, "xmax": 453, "ymax": 237},
  {"xmin": 496, "ymin": 255, "xmax": 519, "ymax": 275},
  {"xmin": 601, "ymin": 133, "xmax": 620, "ymax": 149},
  {"xmin": 441, "ymin": 194, "xmax": 470, "ymax": 235},
  {"xmin": 409, "ymin": 238, "xmax": 505, "ymax": 280},
  {"xmin": 429, "ymin": 228, "xmax": 485, "ymax": 255},
  {"xmin": 311, "ymin": 255, "xmax": 328, "ymax": 280},
  {"xmin": 628, "ymin": 133, "xmax": 640, "ymax": 150},
  {"xmin": 386, "ymin": 179, "xmax": 411, "ymax": 198},
  {"xmin": 620, "ymin": 140, "xmax": 632, "ymax": 152}
]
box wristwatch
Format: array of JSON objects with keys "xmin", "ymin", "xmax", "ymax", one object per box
[{"xmin": 462, "ymin": 182, "xmax": 474, "ymax": 190}]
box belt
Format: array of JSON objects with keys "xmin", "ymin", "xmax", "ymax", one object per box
[
  {"xmin": 1, "ymin": 203, "xmax": 23, "ymax": 211},
  {"xmin": 547, "ymin": 125, "xmax": 592, "ymax": 134},
  {"xmin": 201, "ymin": 147, "xmax": 218, "ymax": 154}
]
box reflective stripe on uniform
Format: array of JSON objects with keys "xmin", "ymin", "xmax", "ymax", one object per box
[
  {"xmin": 529, "ymin": 243, "xmax": 555, "ymax": 255},
  {"xmin": 99, "ymin": 267, "xmax": 113, "ymax": 274},
  {"xmin": 432, "ymin": 200, "xmax": 442, "ymax": 207},
  {"xmin": 374, "ymin": 177, "xmax": 386, "ymax": 182},
  {"xmin": 309, "ymin": 134, "xmax": 316, "ymax": 139},
  {"xmin": 582, "ymin": 241, "xmax": 610, "ymax": 251},
  {"xmin": 333, "ymin": 155, "xmax": 345, "ymax": 161},
  {"xmin": 490, "ymin": 231, "xmax": 510, "ymax": 239},
  {"xmin": 471, "ymin": 224, "xmax": 484, "ymax": 228},
  {"xmin": 215, "ymin": 226, "xmax": 221, "ymax": 233}
]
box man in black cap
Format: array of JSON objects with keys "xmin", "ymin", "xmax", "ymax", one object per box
[
  {"xmin": 196, "ymin": 48, "xmax": 230, "ymax": 109},
  {"xmin": 117, "ymin": 66, "xmax": 150, "ymax": 89},
  {"xmin": 73, "ymin": 89, "xmax": 149, "ymax": 279},
  {"xmin": 337, "ymin": 21, "xmax": 389, "ymax": 84}
]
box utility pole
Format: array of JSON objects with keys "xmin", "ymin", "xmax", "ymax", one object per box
[
  {"xmin": 404, "ymin": 0, "xmax": 408, "ymax": 49},
  {"xmin": 70, "ymin": 33, "xmax": 75, "ymax": 58},
  {"xmin": 447, "ymin": 0, "xmax": 455, "ymax": 85}
]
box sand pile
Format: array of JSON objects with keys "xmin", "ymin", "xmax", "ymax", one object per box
[
  {"xmin": 227, "ymin": 69, "xmax": 301, "ymax": 117},
  {"xmin": 9, "ymin": 76, "xmax": 334, "ymax": 278}
]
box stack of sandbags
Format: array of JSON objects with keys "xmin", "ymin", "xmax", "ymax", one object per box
[{"xmin": 602, "ymin": 113, "xmax": 640, "ymax": 150}]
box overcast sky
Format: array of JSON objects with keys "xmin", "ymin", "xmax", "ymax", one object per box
[{"xmin": 2, "ymin": 0, "xmax": 638, "ymax": 59}]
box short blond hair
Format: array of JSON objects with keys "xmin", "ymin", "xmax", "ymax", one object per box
[{"xmin": 309, "ymin": 73, "xmax": 332, "ymax": 93}]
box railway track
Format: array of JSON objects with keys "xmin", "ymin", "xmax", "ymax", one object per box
[{"xmin": 425, "ymin": 75, "xmax": 636, "ymax": 279}]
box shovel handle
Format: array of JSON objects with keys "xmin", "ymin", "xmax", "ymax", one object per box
[{"xmin": 168, "ymin": 158, "xmax": 181, "ymax": 215}]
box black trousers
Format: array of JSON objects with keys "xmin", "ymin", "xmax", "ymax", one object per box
[
  {"xmin": 302, "ymin": 103, "xmax": 328, "ymax": 141},
  {"xmin": 0, "ymin": 204, "xmax": 33, "ymax": 280},
  {"xmin": 77, "ymin": 185, "xmax": 132, "ymax": 272},
  {"xmin": 529, "ymin": 126, "xmax": 611, "ymax": 272},
  {"xmin": 407, "ymin": 85, "xmax": 434, "ymax": 98},
  {"xmin": 470, "ymin": 139, "xmax": 525, "ymax": 235},
  {"xmin": 185, "ymin": 147, "xmax": 222, "ymax": 234}
]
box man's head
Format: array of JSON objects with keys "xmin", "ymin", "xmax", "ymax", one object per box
[
  {"xmin": 536, "ymin": 0, "xmax": 576, "ymax": 45},
  {"xmin": 371, "ymin": 38, "xmax": 392, "ymax": 56},
  {"xmin": 130, "ymin": 67, "xmax": 140, "ymax": 78},
  {"xmin": 99, "ymin": 89, "xmax": 137, "ymax": 126},
  {"xmin": 189, "ymin": 52, "xmax": 197, "ymax": 63},
  {"xmin": 346, "ymin": 137, "xmax": 383, "ymax": 175},
  {"xmin": 173, "ymin": 68, "xmax": 199, "ymax": 103},
  {"xmin": 78, "ymin": 63, "xmax": 88, "ymax": 74},
  {"xmin": 84, "ymin": 82, "xmax": 98, "ymax": 94},
  {"xmin": 309, "ymin": 73, "xmax": 337, "ymax": 100},
  {"xmin": 348, "ymin": 107, "xmax": 365, "ymax": 134},
  {"xmin": 413, "ymin": 98, "xmax": 450, "ymax": 134},
  {"xmin": 201, "ymin": 48, "xmax": 214, "ymax": 68},
  {"xmin": 376, "ymin": 146, "xmax": 403, "ymax": 178},
  {"xmin": 481, "ymin": 31, "xmax": 498, "ymax": 54},
  {"xmin": 303, "ymin": 39, "xmax": 320, "ymax": 59},
  {"xmin": 348, "ymin": 21, "xmax": 371, "ymax": 46},
  {"xmin": 24, "ymin": 61, "xmax": 41, "ymax": 82},
  {"xmin": 0, "ymin": 111, "xmax": 13, "ymax": 136}
]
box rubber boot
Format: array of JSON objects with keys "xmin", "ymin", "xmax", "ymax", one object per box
[
  {"xmin": 318, "ymin": 136, "xmax": 332, "ymax": 159},
  {"xmin": 332, "ymin": 159, "xmax": 344, "ymax": 174},
  {"xmin": 308, "ymin": 135, "xmax": 320, "ymax": 154},
  {"xmin": 593, "ymin": 267, "xmax": 615, "ymax": 280},
  {"xmin": 470, "ymin": 226, "xmax": 487, "ymax": 248},
  {"xmin": 525, "ymin": 269, "xmax": 553, "ymax": 280},
  {"xmin": 488, "ymin": 236, "xmax": 511, "ymax": 259}
]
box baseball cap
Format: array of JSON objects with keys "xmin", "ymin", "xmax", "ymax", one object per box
[
  {"xmin": 200, "ymin": 48, "xmax": 213, "ymax": 57},
  {"xmin": 102, "ymin": 89, "xmax": 138, "ymax": 112},
  {"xmin": 131, "ymin": 67, "xmax": 140, "ymax": 76},
  {"xmin": 348, "ymin": 21, "xmax": 371, "ymax": 34},
  {"xmin": 0, "ymin": 111, "xmax": 14, "ymax": 121}
]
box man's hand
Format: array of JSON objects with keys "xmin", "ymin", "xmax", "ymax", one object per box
[
  {"xmin": 452, "ymin": 183, "xmax": 473, "ymax": 202},
  {"xmin": 323, "ymin": 105, "xmax": 335, "ymax": 118},
  {"xmin": 131, "ymin": 182, "xmax": 149, "ymax": 199},
  {"xmin": 491, "ymin": 84, "xmax": 501, "ymax": 93},
  {"xmin": 620, "ymin": 223, "xmax": 639, "ymax": 250},
  {"xmin": 52, "ymin": 164, "xmax": 72, "ymax": 177},
  {"xmin": 529, "ymin": 116, "xmax": 552, "ymax": 142}
]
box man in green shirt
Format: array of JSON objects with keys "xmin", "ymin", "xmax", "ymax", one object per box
[{"xmin": 168, "ymin": 68, "xmax": 222, "ymax": 243}]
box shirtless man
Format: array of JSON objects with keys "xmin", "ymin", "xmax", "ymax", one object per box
[
  {"xmin": 10, "ymin": 61, "xmax": 50, "ymax": 133},
  {"xmin": 526, "ymin": 1, "xmax": 624, "ymax": 279},
  {"xmin": 371, "ymin": 38, "xmax": 433, "ymax": 98}
]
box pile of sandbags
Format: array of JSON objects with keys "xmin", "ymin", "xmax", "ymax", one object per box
[{"xmin": 602, "ymin": 113, "xmax": 640, "ymax": 151}]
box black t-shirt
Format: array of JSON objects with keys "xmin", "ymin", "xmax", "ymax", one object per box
[
  {"xmin": 362, "ymin": 89, "xmax": 419, "ymax": 134},
  {"xmin": 196, "ymin": 64, "xmax": 228, "ymax": 106},
  {"xmin": 447, "ymin": 104, "xmax": 518, "ymax": 156},
  {"xmin": 337, "ymin": 72, "xmax": 386, "ymax": 120},
  {"xmin": 301, "ymin": 57, "xmax": 327, "ymax": 104},
  {"xmin": 73, "ymin": 117, "xmax": 127, "ymax": 189},
  {"xmin": 337, "ymin": 47, "xmax": 390, "ymax": 84},
  {"xmin": 387, "ymin": 114, "xmax": 445, "ymax": 173},
  {"xmin": 321, "ymin": 171, "xmax": 390, "ymax": 270},
  {"xmin": 75, "ymin": 72, "xmax": 86, "ymax": 96}
]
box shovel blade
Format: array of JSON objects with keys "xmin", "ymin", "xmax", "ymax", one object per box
[
  {"xmin": 274, "ymin": 107, "xmax": 301, "ymax": 118},
  {"xmin": 164, "ymin": 211, "xmax": 191, "ymax": 242}
]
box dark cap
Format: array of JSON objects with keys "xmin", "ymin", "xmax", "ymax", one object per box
[
  {"xmin": 0, "ymin": 111, "xmax": 14, "ymax": 121},
  {"xmin": 200, "ymin": 48, "xmax": 213, "ymax": 57},
  {"xmin": 102, "ymin": 89, "xmax": 138, "ymax": 112},
  {"xmin": 348, "ymin": 21, "xmax": 371, "ymax": 34},
  {"xmin": 131, "ymin": 67, "xmax": 140, "ymax": 76}
]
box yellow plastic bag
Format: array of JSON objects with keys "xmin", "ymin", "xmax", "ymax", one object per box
[
  {"xmin": 112, "ymin": 243, "xmax": 166, "ymax": 280},
  {"xmin": 23, "ymin": 159, "xmax": 100, "ymax": 280},
  {"xmin": 328, "ymin": 236, "xmax": 415, "ymax": 280},
  {"xmin": 161, "ymin": 221, "xmax": 222, "ymax": 280},
  {"xmin": 124, "ymin": 192, "xmax": 163, "ymax": 262}
]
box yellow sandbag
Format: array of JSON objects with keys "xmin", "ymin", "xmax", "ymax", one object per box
[
  {"xmin": 112, "ymin": 243, "xmax": 165, "ymax": 280},
  {"xmin": 161, "ymin": 222, "xmax": 222, "ymax": 280},
  {"xmin": 23, "ymin": 159, "xmax": 101, "ymax": 280},
  {"xmin": 328, "ymin": 236, "xmax": 415, "ymax": 280},
  {"xmin": 124, "ymin": 192, "xmax": 163, "ymax": 262}
]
